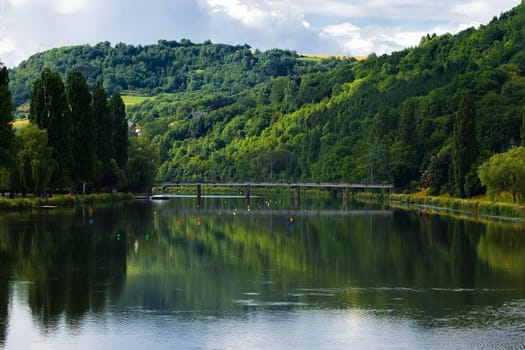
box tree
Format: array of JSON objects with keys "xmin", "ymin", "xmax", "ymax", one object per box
[
  {"xmin": 478, "ymin": 147, "xmax": 525, "ymax": 203},
  {"xmin": 390, "ymin": 140, "xmax": 417, "ymax": 188},
  {"xmin": 29, "ymin": 78, "xmax": 47, "ymax": 128},
  {"xmin": 92, "ymin": 82, "xmax": 113, "ymax": 165},
  {"xmin": 0, "ymin": 66, "xmax": 15, "ymax": 172},
  {"xmin": 124, "ymin": 137, "xmax": 158, "ymax": 192},
  {"xmin": 67, "ymin": 71, "xmax": 96, "ymax": 193},
  {"xmin": 521, "ymin": 112, "xmax": 525, "ymax": 146},
  {"xmin": 16, "ymin": 124, "xmax": 56, "ymax": 196},
  {"xmin": 390, "ymin": 99, "xmax": 419, "ymax": 188},
  {"xmin": 452, "ymin": 91, "xmax": 479, "ymax": 198},
  {"xmin": 426, "ymin": 146, "xmax": 451, "ymax": 194},
  {"xmin": 109, "ymin": 91, "xmax": 128, "ymax": 169},
  {"xmin": 398, "ymin": 99, "xmax": 416, "ymax": 145},
  {"xmin": 93, "ymin": 82, "xmax": 119, "ymax": 190},
  {"xmin": 30, "ymin": 69, "xmax": 73, "ymax": 189}
]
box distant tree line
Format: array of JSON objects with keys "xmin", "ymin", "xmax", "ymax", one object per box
[{"xmin": 9, "ymin": 40, "xmax": 344, "ymax": 106}]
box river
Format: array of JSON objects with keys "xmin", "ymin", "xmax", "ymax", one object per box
[{"xmin": 0, "ymin": 194, "xmax": 524, "ymax": 349}]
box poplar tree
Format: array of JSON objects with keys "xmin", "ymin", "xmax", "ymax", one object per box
[
  {"xmin": 0, "ymin": 66, "xmax": 15, "ymax": 171},
  {"xmin": 452, "ymin": 91, "xmax": 479, "ymax": 198},
  {"xmin": 30, "ymin": 69, "xmax": 73, "ymax": 189},
  {"xmin": 67, "ymin": 71, "xmax": 96, "ymax": 193},
  {"xmin": 93, "ymin": 82, "xmax": 120, "ymax": 189},
  {"xmin": 390, "ymin": 99, "xmax": 417, "ymax": 188},
  {"xmin": 109, "ymin": 90, "xmax": 128, "ymax": 169},
  {"xmin": 92, "ymin": 82, "xmax": 112, "ymax": 166}
]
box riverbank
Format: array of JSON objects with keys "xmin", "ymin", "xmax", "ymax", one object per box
[
  {"xmin": 0, "ymin": 193, "xmax": 134, "ymax": 210},
  {"xmin": 391, "ymin": 192, "xmax": 525, "ymax": 220}
]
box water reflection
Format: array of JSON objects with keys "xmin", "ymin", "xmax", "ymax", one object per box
[
  {"xmin": 0, "ymin": 197, "xmax": 524, "ymax": 348},
  {"xmin": 0, "ymin": 207, "xmax": 127, "ymax": 341}
]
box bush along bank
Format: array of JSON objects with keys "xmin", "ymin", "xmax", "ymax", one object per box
[
  {"xmin": 0, "ymin": 193, "xmax": 134, "ymax": 210},
  {"xmin": 391, "ymin": 193, "xmax": 525, "ymax": 220}
]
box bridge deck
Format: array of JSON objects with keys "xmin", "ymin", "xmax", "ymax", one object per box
[{"xmin": 154, "ymin": 182, "xmax": 393, "ymax": 189}]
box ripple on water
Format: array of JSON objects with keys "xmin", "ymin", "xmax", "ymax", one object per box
[{"xmin": 234, "ymin": 299, "xmax": 306, "ymax": 308}]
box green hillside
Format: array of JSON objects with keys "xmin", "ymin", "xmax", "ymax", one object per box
[
  {"xmin": 8, "ymin": 40, "xmax": 349, "ymax": 106},
  {"xmin": 136, "ymin": 2, "xmax": 525, "ymax": 195},
  {"xmin": 7, "ymin": 2, "xmax": 525, "ymax": 197}
]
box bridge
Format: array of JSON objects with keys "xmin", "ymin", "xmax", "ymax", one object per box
[{"xmin": 152, "ymin": 181, "xmax": 394, "ymax": 209}]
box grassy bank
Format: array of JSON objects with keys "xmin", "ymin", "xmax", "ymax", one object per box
[
  {"xmin": 392, "ymin": 192, "xmax": 525, "ymax": 219},
  {"xmin": 152, "ymin": 185, "xmax": 334, "ymax": 197},
  {"xmin": 0, "ymin": 193, "xmax": 134, "ymax": 210}
]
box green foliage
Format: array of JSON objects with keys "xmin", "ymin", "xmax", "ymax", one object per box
[
  {"xmin": 109, "ymin": 91, "xmax": 128, "ymax": 169},
  {"xmin": 29, "ymin": 69, "xmax": 72, "ymax": 187},
  {"xmin": 426, "ymin": 146, "xmax": 451, "ymax": 195},
  {"xmin": 0, "ymin": 66, "xmax": 15, "ymax": 169},
  {"xmin": 92, "ymin": 82, "xmax": 112, "ymax": 166},
  {"xmin": 452, "ymin": 91, "xmax": 479, "ymax": 197},
  {"xmin": 67, "ymin": 71, "xmax": 96, "ymax": 188},
  {"xmin": 478, "ymin": 146, "xmax": 525, "ymax": 203},
  {"xmin": 15, "ymin": 124, "xmax": 56, "ymax": 195},
  {"xmin": 124, "ymin": 137, "xmax": 159, "ymax": 192},
  {"xmin": 9, "ymin": 41, "xmax": 337, "ymax": 106}
]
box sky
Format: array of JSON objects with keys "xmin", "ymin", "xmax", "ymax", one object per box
[{"xmin": 0, "ymin": 0, "xmax": 522, "ymax": 67}]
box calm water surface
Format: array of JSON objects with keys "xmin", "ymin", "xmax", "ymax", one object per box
[{"xmin": 0, "ymin": 194, "xmax": 524, "ymax": 349}]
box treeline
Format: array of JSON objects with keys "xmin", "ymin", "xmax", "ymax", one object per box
[
  {"xmin": 9, "ymin": 40, "xmax": 346, "ymax": 106},
  {"xmin": 0, "ymin": 67, "xmax": 157, "ymax": 196}
]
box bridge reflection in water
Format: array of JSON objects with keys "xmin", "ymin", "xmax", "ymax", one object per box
[{"xmin": 152, "ymin": 182, "xmax": 394, "ymax": 210}]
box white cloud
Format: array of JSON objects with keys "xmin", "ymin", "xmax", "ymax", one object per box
[
  {"xmin": 319, "ymin": 21, "xmax": 467, "ymax": 56},
  {"xmin": 52, "ymin": 0, "xmax": 89, "ymax": 14},
  {"xmin": 0, "ymin": 36, "xmax": 15, "ymax": 56},
  {"xmin": 4, "ymin": 0, "xmax": 31, "ymax": 10},
  {"xmin": 205, "ymin": 0, "xmax": 290, "ymax": 28}
]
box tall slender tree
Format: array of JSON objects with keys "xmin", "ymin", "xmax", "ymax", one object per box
[
  {"xmin": 92, "ymin": 82, "xmax": 112, "ymax": 165},
  {"xmin": 30, "ymin": 69, "xmax": 73, "ymax": 189},
  {"xmin": 390, "ymin": 99, "xmax": 418, "ymax": 188},
  {"xmin": 452, "ymin": 91, "xmax": 479, "ymax": 198},
  {"xmin": 67, "ymin": 71, "xmax": 96, "ymax": 193},
  {"xmin": 0, "ymin": 66, "xmax": 15, "ymax": 171},
  {"xmin": 92, "ymin": 82, "xmax": 120, "ymax": 189},
  {"xmin": 109, "ymin": 90, "xmax": 128, "ymax": 169}
]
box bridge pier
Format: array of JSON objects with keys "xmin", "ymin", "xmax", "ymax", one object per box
[
  {"xmin": 245, "ymin": 185, "xmax": 250, "ymax": 208},
  {"xmin": 294, "ymin": 186, "xmax": 300, "ymax": 210},
  {"xmin": 196, "ymin": 184, "xmax": 202, "ymax": 208},
  {"xmin": 343, "ymin": 187, "xmax": 349, "ymax": 210}
]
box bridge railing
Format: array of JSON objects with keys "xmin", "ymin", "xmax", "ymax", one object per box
[{"xmin": 153, "ymin": 181, "xmax": 394, "ymax": 189}]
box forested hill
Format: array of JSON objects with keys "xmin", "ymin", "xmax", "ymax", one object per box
[
  {"xmin": 8, "ymin": 40, "xmax": 348, "ymax": 105},
  {"xmin": 129, "ymin": 1, "xmax": 525, "ymax": 196},
  {"xmin": 8, "ymin": 2, "xmax": 525, "ymax": 197}
]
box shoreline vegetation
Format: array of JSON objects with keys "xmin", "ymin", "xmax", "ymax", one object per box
[
  {"xmin": 391, "ymin": 191, "xmax": 525, "ymax": 220},
  {"xmin": 0, "ymin": 192, "xmax": 134, "ymax": 210},
  {"xmin": 1, "ymin": 187, "xmax": 524, "ymax": 222}
]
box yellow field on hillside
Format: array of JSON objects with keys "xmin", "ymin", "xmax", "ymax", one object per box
[
  {"xmin": 122, "ymin": 94, "xmax": 151, "ymax": 106},
  {"xmin": 300, "ymin": 54, "xmax": 367, "ymax": 61}
]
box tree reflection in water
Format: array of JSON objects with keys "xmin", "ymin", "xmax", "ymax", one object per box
[{"xmin": 0, "ymin": 199, "xmax": 524, "ymax": 340}]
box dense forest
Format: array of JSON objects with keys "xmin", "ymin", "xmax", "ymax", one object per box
[
  {"xmin": 3, "ymin": 2, "xmax": 525, "ymax": 198},
  {"xmin": 8, "ymin": 40, "xmax": 345, "ymax": 106}
]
